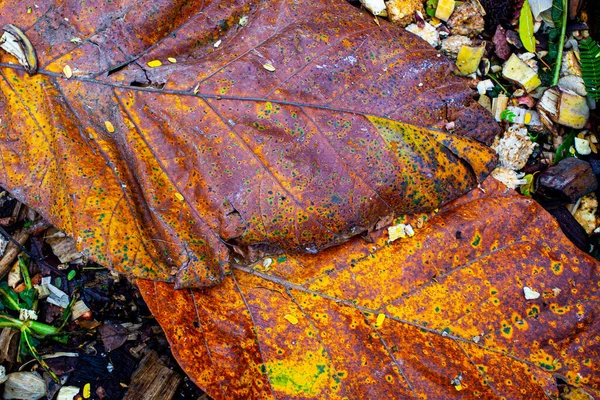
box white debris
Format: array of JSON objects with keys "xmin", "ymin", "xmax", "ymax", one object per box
[
  {"xmin": 46, "ymin": 283, "xmax": 70, "ymax": 308},
  {"xmin": 523, "ymin": 286, "xmax": 541, "ymax": 300},
  {"xmin": 360, "ymin": 0, "xmax": 388, "ymax": 16},
  {"xmin": 388, "ymin": 223, "xmax": 416, "ymax": 242},
  {"xmin": 405, "ymin": 22, "xmax": 440, "ymax": 48},
  {"xmin": 492, "ymin": 125, "xmax": 537, "ymax": 170},
  {"xmin": 477, "ymin": 79, "xmax": 494, "ymax": 95},
  {"xmin": 573, "ymin": 193, "xmax": 599, "ymax": 235},
  {"xmin": 574, "ymin": 137, "xmax": 592, "ymax": 155},
  {"xmin": 440, "ymin": 35, "xmax": 472, "ymax": 58},
  {"xmin": 491, "ymin": 167, "xmax": 528, "ymax": 189},
  {"xmin": 19, "ymin": 309, "xmax": 38, "ymax": 321}
]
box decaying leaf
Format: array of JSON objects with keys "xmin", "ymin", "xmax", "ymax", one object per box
[
  {"xmin": 0, "ymin": 0, "xmax": 499, "ymax": 289},
  {"xmin": 518, "ymin": 0, "xmax": 536, "ymax": 53},
  {"xmin": 139, "ymin": 177, "xmax": 600, "ymax": 399}
]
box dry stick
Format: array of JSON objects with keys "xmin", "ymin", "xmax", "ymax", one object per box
[
  {"xmin": 0, "ymin": 227, "xmax": 30, "ymax": 278},
  {"xmin": 0, "ymin": 225, "xmax": 64, "ymax": 277}
]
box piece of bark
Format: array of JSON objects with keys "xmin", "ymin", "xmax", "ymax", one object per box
[
  {"xmin": 493, "ymin": 25, "xmax": 511, "ymax": 60},
  {"xmin": 44, "ymin": 227, "xmax": 84, "ymax": 264},
  {"xmin": 0, "ymin": 228, "xmax": 30, "ymax": 279},
  {"xmin": 544, "ymin": 206, "xmax": 591, "ymax": 252},
  {"xmin": 0, "ymin": 202, "xmax": 21, "ymax": 226},
  {"xmin": 0, "ymin": 328, "xmax": 19, "ymax": 364},
  {"xmin": 123, "ymin": 351, "xmax": 181, "ymax": 400},
  {"xmin": 537, "ymin": 158, "xmax": 598, "ymax": 203}
]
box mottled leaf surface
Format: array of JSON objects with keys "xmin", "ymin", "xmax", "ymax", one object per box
[
  {"xmin": 0, "ymin": 0, "xmax": 499, "ymax": 288},
  {"xmin": 139, "ymin": 177, "xmax": 600, "ymax": 399}
]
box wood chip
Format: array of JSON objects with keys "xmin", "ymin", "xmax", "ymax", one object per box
[
  {"xmin": 147, "ymin": 60, "xmax": 162, "ymax": 68},
  {"xmin": 262, "ymin": 63, "xmax": 276, "ymax": 72},
  {"xmin": 123, "ymin": 351, "xmax": 181, "ymax": 400},
  {"xmin": 105, "ymin": 121, "xmax": 115, "ymax": 133},
  {"xmin": 0, "ymin": 228, "xmax": 30, "ymax": 278},
  {"xmin": 63, "ymin": 65, "xmax": 72, "ymax": 78}
]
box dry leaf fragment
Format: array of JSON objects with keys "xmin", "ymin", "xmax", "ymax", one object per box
[
  {"xmin": 147, "ymin": 59, "xmax": 162, "ymax": 68},
  {"xmin": 104, "ymin": 121, "xmax": 115, "ymax": 133},
  {"xmin": 455, "ymin": 44, "xmax": 485, "ymax": 75},
  {"xmin": 0, "ymin": 24, "xmax": 38, "ymax": 75},
  {"xmin": 262, "ymin": 63, "xmax": 276, "ymax": 72},
  {"xmin": 435, "ymin": 0, "xmax": 455, "ymax": 21},
  {"xmin": 502, "ymin": 54, "xmax": 541, "ymax": 92},
  {"xmin": 63, "ymin": 65, "xmax": 72, "ymax": 78},
  {"xmin": 537, "ymin": 87, "xmax": 590, "ymax": 129}
]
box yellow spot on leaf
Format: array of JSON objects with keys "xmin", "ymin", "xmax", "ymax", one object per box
[
  {"xmin": 375, "ymin": 313, "xmax": 385, "ymax": 328},
  {"xmin": 266, "ymin": 355, "xmax": 330, "ymax": 396},
  {"xmin": 147, "ymin": 60, "xmax": 162, "ymax": 68},
  {"xmin": 104, "ymin": 121, "xmax": 115, "ymax": 133},
  {"xmin": 263, "ymin": 63, "xmax": 276, "ymax": 72},
  {"xmin": 63, "ymin": 65, "xmax": 73, "ymax": 78},
  {"xmin": 284, "ymin": 314, "xmax": 298, "ymax": 324}
]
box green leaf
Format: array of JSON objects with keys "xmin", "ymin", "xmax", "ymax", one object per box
[
  {"xmin": 500, "ymin": 109, "xmax": 517, "ymax": 122},
  {"xmin": 67, "ymin": 269, "xmax": 77, "ymax": 281},
  {"xmin": 0, "ymin": 283, "xmax": 21, "ymax": 311},
  {"xmin": 579, "ymin": 37, "xmax": 600, "ymax": 101},
  {"xmin": 18, "ymin": 288, "xmax": 36, "ymax": 309},
  {"xmin": 519, "ymin": 0, "xmax": 536, "ymax": 53},
  {"xmin": 520, "ymin": 174, "xmax": 536, "ymax": 197},
  {"xmin": 555, "ymin": 130, "xmax": 576, "ymax": 163}
]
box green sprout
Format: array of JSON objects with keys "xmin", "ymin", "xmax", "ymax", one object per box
[{"xmin": 0, "ymin": 255, "xmax": 75, "ymax": 383}]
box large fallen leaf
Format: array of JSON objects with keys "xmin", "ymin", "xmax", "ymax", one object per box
[
  {"xmin": 139, "ymin": 177, "xmax": 600, "ymax": 399},
  {"xmin": 0, "ymin": 0, "xmax": 499, "ymax": 288}
]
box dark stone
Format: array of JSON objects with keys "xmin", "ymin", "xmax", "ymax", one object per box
[{"xmin": 537, "ymin": 158, "xmax": 598, "ymax": 203}]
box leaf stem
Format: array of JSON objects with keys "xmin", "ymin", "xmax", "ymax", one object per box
[
  {"xmin": 18, "ymin": 255, "xmax": 32, "ymax": 291},
  {"xmin": 23, "ymin": 330, "xmax": 60, "ymax": 383},
  {"xmin": 551, "ymin": 0, "xmax": 568, "ymax": 86},
  {"xmin": 0, "ymin": 288, "xmax": 21, "ymax": 311},
  {"xmin": 487, "ymin": 73, "xmax": 509, "ymax": 94}
]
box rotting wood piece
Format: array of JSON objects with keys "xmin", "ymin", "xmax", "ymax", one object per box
[
  {"xmin": 123, "ymin": 351, "xmax": 181, "ymax": 400},
  {"xmin": 0, "ymin": 228, "xmax": 30, "ymax": 279},
  {"xmin": 0, "ymin": 328, "xmax": 19, "ymax": 365}
]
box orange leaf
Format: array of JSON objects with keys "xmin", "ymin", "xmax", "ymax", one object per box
[
  {"xmin": 0, "ymin": 0, "xmax": 499, "ymax": 289},
  {"xmin": 139, "ymin": 177, "xmax": 600, "ymax": 399}
]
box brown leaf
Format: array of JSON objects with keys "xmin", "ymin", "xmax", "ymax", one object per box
[
  {"xmin": 139, "ymin": 177, "xmax": 600, "ymax": 399},
  {"xmin": 0, "ymin": 0, "xmax": 499, "ymax": 289}
]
